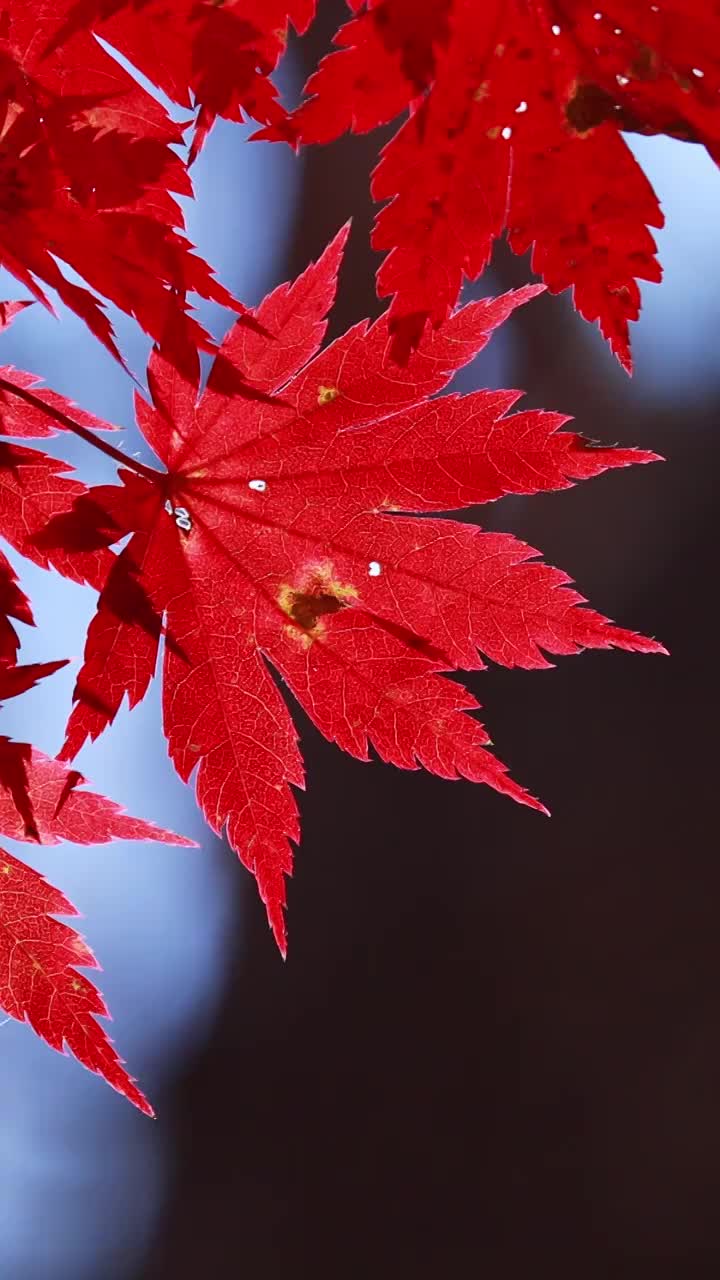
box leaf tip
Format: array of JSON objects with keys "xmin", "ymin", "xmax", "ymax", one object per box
[
  {"xmin": 267, "ymin": 901, "xmax": 288, "ymax": 958},
  {"xmin": 124, "ymin": 1079, "xmax": 155, "ymax": 1118},
  {"xmin": 615, "ymin": 343, "xmax": 634, "ymax": 376},
  {"xmin": 526, "ymin": 794, "xmax": 551, "ymax": 818}
]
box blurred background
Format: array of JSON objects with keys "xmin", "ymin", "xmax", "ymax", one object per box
[{"xmin": 1, "ymin": 8, "xmax": 719, "ymax": 1278}]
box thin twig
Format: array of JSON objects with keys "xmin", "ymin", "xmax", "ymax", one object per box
[{"xmin": 0, "ymin": 375, "xmax": 162, "ymax": 485}]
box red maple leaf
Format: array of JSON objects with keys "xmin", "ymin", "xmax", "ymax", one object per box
[
  {"xmin": 0, "ymin": 300, "xmax": 126, "ymax": 589},
  {"xmin": 0, "ymin": 481, "xmax": 192, "ymax": 1114},
  {"xmin": 0, "ymin": 428, "xmax": 75, "ymax": 836},
  {"xmin": 0, "ymin": 745, "xmax": 195, "ymax": 845},
  {"xmin": 45, "ymin": 229, "xmax": 665, "ymax": 954},
  {"xmin": 0, "ymin": 323, "xmax": 123, "ymax": 835},
  {"xmin": 0, "ymin": 438, "xmax": 114, "ymax": 589},
  {"xmin": 0, "ymin": 749, "xmax": 194, "ymax": 1113},
  {"xmin": 0, "ymin": 847, "xmax": 154, "ymax": 1113},
  {"xmin": 0, "ymin": 299, "xmax": 33, "ymax": 332},
  {"xmin": 0, "ymin": 428, "xmax": 119, "ymax": 834},
  {"xmin": 0, "ymin": 736, "xmax": 41, "ymax": 841},
  {"xmin": 259, "ymin": 0, "xmax": 720, "ymax": 367},
  {"xmin": 0, "ymin": 659, "xmax": 66, "ymax": 700},
  {"xmin": 36, "ymin": 2, "xmax": 719, "ymax": 365},
  {"xmin": 0, "ymin": 2, "xmax": 241, "ymax": 363},
  {"xmin": 0, "ymin": 547, "xmax": 32, "ymax": 663},
  {"xmin": 0, "ymin": 652, "xmax": 66, "ymax": 839},
  {"xmin": 38, "ymin": 0, "xmax": 317, "ymax": 160},
  {"xmin": 0, "ymin": 367, "xmax": 121, "ymax": 444}
]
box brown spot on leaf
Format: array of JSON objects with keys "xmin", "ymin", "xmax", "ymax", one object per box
[
  {"xmin": 565, "ymin": 82, "xmax": 617, "ymax": 133},
  {"xmin": 286, "ymin": 590, "xmax": 347, "ymax": 632},
  {"xmin": 631, "ymin": 45, "xmax": 657, "ymax": 80},
  {"xmin": 567, "ymin": 78, "xmax": 703, "ymax": 144},
  {"xmin": 279, "ymin": 563, "xmax": 359, "ymax": 636}
]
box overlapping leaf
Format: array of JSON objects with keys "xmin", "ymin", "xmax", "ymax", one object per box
[
  {"xmin": 0, "ymin": 751, "xmax": 194, "ymax": 1114},
  {"xmin": 30, "ymin": 1, "xmax": 720, "ymax": 366},
  {"xmin": 0, "ymin": 659, "xmax": 67, "ymax": 840},
  {"xmin": 0, "ymin": 358, "xmax": 121, "ymax": 442},
  {"xmin": 0, "ymin": 405, "xmax": 81, "ymax": 838},
  {"xmin": 38, "ymin": 0, "xmax": 317, "ymax": 159},
  {"xmin": 0, "ymin": 619, "xmax": 190, "ymax": 1121},
  {"xmin": 0, "ymin": 847, "xmax": 152, "ymax": 1113},
  {"xmin": 45, "ymin": 230, "xmax": 664, "ymax": 953},
  {"xmin": 263, "ymin": 0, "xmax": 720, "ymax": 366},
  {"xmin": 0, "ymin": 548, "xmax": 32, "ymax": 664},
  {"xmin": 0, "ymin": 300, "xmax": 117, "ymax": 597},
  {"xmin": 0, "ymin": 300, "xmax": 193, "ymax": 1108},
  {"xmin": 0, "ymin": 440, "xmax": 114, "ymax": 589},
  {"xmin": 0, "ymin": 504, "xmax": 193, "ymax": 1115},
  {"xmin": 0, "ymin": 746, "xmax": 196, "ymax": 846},
  {"xmin": 0, "ymin": 2, "xmax": 241, "ymax": 363},
  {"xmin": 0, "ymin": 486, "xmax": 191, "ymax": 1116}
]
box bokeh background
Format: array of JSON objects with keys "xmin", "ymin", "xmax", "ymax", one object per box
[{"xmin": 1, "ymin": 9, "xmax": 718, "ymax": 1277}]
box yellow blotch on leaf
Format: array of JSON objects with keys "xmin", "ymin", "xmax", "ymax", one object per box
[
  {"xmin": 317, "ymin": 384, "xmax": 339, "ymax": 406},
  {"xmin": 278, "ymin": 562, "xmax": 358, "ymax": 644}
]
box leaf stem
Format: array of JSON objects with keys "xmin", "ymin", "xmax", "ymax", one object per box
[{"xmin": 0, "ymin": 376, "xmax": 162, "ymax": 485}]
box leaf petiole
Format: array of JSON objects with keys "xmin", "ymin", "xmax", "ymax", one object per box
[{"xmin": 0, "ymin": 375, "xmax": 163, "ymax": 486}]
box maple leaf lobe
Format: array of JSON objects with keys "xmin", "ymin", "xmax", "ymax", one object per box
[{"xmin": 0, "ymin": 846, "xmax": 154, "ymax": 1116}]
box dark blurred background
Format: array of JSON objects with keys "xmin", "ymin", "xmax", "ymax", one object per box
[{"xmin": 1, "ymin": 10, "xmax": 719, "ymax": 1278}]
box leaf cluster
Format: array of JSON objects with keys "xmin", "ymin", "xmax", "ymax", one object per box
[{"xmin": 1, "ymin": 0, "xmax": 703, "ymax": 1112}]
